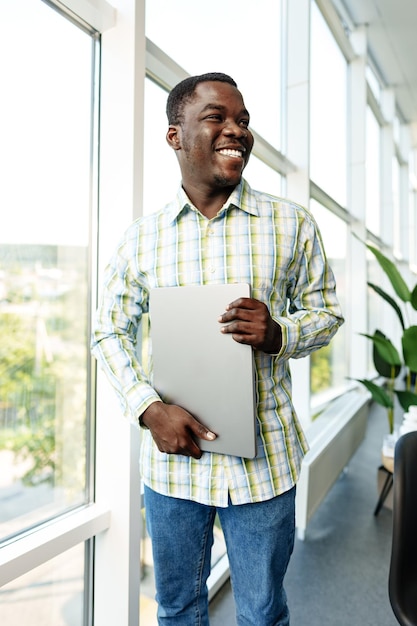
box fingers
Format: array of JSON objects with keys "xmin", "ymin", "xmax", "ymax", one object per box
[
  {"xmin": 219, "ymin": 297, "xmax": 258, "ymax": 320},
  {"xmin": 142, "ymin": 402, "xmax": 216, "ymax": 459},
  {"xmin": 218, "ymin": 297, "xmax": 282, "ymax": 352},
  {"xmin": 219, "ymin": 298, "xmax": 267, "ymax": 337},
  {"xmin": 153, "ymin": 427, "xmax": 203, "ymax": 459},
  {"xmin": 157, "ymin": 422, "xmax": 216, "ymax": 459}
]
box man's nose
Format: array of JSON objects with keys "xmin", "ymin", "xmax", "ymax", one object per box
[{"xmin": 223, "ymin": 120, "xmax": 247, "ymax": 137}]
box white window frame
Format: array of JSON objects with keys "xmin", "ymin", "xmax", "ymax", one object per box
[{"xmin": 0, "ymin": 1, "xmax": 144, "ymax": 625}]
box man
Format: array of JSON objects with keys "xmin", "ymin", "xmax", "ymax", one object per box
[{"xmin": 92, "ymin": 72, "xmax": 344, "ymax": 625}]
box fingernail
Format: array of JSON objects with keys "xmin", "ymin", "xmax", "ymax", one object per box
[{"xmin": 207, "ymin": 431, "xmax": 216, "ymax": 440}]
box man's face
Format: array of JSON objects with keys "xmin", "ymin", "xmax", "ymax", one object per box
[{"xmin": 169, "ymin": 81, "xmax": 254, "ymax": 192}]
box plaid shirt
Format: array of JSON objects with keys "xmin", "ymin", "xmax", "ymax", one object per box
[{"xmin": 92, "ymin": 179, "xmax": 344, "ymax": 507}]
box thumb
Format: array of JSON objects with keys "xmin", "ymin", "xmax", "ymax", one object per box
[{"xmin": 190, "ymin": 418, "xmax": 217, "ymax": 441}]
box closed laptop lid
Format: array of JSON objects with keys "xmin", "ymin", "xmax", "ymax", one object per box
[{"xmin": 149, "ymin": 283, "xmax": 257, "ymax": 458}]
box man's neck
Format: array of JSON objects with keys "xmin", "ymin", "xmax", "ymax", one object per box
[{"xmin": 182, "ymin": 182, "xmax": 237, "ymax": 220}]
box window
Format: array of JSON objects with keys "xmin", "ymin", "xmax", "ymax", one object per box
[
  {"xmin": 310, "ymin": 1, "xmax": 347, "ymax": 207},
  {"xmin": 0, "ymin": 0, "xmax": 96, "ymax": 547},
  {"xmin": 411, "ymin": 189, "xmax": 417, "ymax": 268},
  {"xmin": 244, "ymin": 156, "xmax": 283, "ymax": 197},
  {"xmin": 366, "ymin": 106, "xmax": 381, "ymax": 235},
  {"xmin": 392, "ymin": 155, "xmax": 401, "ymax": 256},
  {"xmin": 410, "ymin": 150, "xmax": 417, "ymax": 268},
  {"xmin": 0, "ymin": 543, "xmax": 87, "ymax": 623},
  {"xmin": 309, "ymin": 200, "xmax": 348, "ymax": 402},
  {"xmin": 366, "ymin": 66, "xmax": 381, "ymax": 103},
  {"xmin": 143, "ymin": 78, "xmax": 182, "ymax": 215}
]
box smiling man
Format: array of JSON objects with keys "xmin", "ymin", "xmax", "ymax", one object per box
[
  {"xmin": 92, "ymin": 73, "xmax": 344, "ymax": 625},
  {"xmin": 166, "ymin": 78, "xmax": 254, "ymax": 219}
]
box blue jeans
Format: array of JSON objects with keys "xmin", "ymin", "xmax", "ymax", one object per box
[{"xmin": 144, "ymin": 485, "xmax": 296, "ymax": 626}]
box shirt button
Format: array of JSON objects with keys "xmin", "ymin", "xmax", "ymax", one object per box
[{"xmin": 208, "ymin": 266, "xmax": 216, "ymax": 273}]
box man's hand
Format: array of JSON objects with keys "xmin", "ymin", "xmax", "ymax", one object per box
[
  {"xmin": 218, "ymin": 297, "xmax": 282, "ymax": 354},
  {"xmin": 141, "ymin": 401, "xmax": 216, "ymax": 459}
]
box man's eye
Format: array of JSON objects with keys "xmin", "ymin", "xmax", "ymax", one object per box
[
  {"xmin": 206, "ymin": 114, "xmax": 222, "ymax": 121},
  {"xmin": 240, "ymin": 120, "xmax": 250, "ymax": 128}
]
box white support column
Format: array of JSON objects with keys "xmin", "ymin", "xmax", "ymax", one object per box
[
  {"xmin": 347, "ymin": 26, "xmax": 368, "ymax": 379},
  {"xmin": 94, "ymin": 385, "xmax": 141, "ymax": 626},
  {"xmin": 380, "ymin": 89, "xmax": 395, "ymax": 248},
  {"xmin": 285, "ymin": 0, "xmax": 311, "ymax": 426},
  {"xmin": 94, "ymin": 0, "xmax": 145, "ymax": 624}
]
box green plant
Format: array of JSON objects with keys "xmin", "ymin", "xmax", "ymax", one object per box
[{"xmin": 354, "ymin": 243, "xmax": 417, "ymax": 434}]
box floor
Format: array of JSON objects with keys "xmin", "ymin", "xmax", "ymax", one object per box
[{"xmin": 209, "ymin": 403, "xmax": 398, "ymax": 626}]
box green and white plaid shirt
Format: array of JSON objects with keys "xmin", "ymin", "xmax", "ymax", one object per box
[{"xmin": 92, "ymin": 179, "xmax": 344, "ymax": 507}]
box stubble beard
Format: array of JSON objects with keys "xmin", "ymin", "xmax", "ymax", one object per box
[{"xmin": 213, "ymin": 172, "xmax": 241, "ymax": 187}]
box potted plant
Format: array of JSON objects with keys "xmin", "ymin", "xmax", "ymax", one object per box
[{"xmin": 354, "ymin": 243, "xmax": 417, "ymax": 435}]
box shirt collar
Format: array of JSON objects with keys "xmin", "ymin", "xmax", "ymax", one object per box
[{"xmin": 166, "ymin": 178, "xmax": 260, "ymax": 223}]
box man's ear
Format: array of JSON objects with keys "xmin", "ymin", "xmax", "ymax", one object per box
[{"xmin": 166, "ymin": 125, "xmax": 181, "ymax": 150}]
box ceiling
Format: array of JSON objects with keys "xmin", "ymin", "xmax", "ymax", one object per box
[{"xmin": 337, "ymin": 0, "xmax": 417, "ymax": 130}]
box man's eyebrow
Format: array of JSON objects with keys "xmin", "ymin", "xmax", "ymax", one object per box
[{"xmin": 200, "ymin": 103, "xmax": 250, "ymax": 117}]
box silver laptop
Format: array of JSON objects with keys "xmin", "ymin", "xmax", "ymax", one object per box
[{"xmin": 149, "ymin": 283, "xmax": 257, "ymax": 458}]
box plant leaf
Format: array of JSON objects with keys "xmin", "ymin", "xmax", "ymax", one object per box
[
  {"xmin": 370, "ymin": 330, "xmax": 402, "ymax": 378},
  {"xmin": 402, "ymin": 326, "xmax": 417, "ymax": 373},
  {"xmin": 367, "ymin": 282, "xmax": 405, "ymax": 330},
  {"xmin": 360, "ymin": 332, "xmax": 402, "ymax": 368},
  {"xmin": 411, "ymin": 283, "xmax": 417, "ymax": 311},
  {"xmin": 366, "ymin": 244, "xmax": 411, "ymax": 303},
  {"xmin": 354, "ymin": 378, "xmax": 394, "ymax": 408},
  {"xmin": 395, "ymin": 389, "xmax": 417, "ymax": 412}
]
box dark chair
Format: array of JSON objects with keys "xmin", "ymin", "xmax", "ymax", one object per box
[{"xmin": 389, "ymin": 431, "xmax": 417, "ymax": 625}]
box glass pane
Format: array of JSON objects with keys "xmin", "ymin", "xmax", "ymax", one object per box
[
  {"xmin": 309, "ymin": 200, "xmax": 348, "ymax": 400},
  {"xmin": 366, "ymin": 65, "xmax": 381, "ymax": 102},
  {"xmin": 146, "ymin": 0, "xmax": 282, "ymax": 150},
  {"xmin": 143, "ymin": 79, "xmax": 180, "ymax": 215},
  {"xmin": 0, "ymin": 1, "xmax": 94, "ymax": 540},
  {"xmin": 310, "ymin": 1, "xmax": 347, "ymax": 206},
  {"xmin": 410, "ymin": 190, "xmax": 417, "ymax": 268},
  {"xmin": 392, "ymin": 155, "xmax": 401, "ymax": 256},
  {"xmin": 244, "ymin": 156, "xmax": 283, "ymax": 197},
  {"xmin": 366, "ymin": 106, "xmax": 381, "ymax": 235},
  {"xmin": 0, "ymin": 543, "xmax": 86, "ymax": 625}
]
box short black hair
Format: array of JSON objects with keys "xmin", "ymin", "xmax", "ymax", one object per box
[{"xmin": 166, "ymin": 72, "xmax": 238, "ymax": 125}]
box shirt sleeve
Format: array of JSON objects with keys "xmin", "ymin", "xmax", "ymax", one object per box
[
  {"xmin": 275, "ymin": 210, "xmax": 344, "ymax": 360},
  {"xmin": 91, "ymin": 230, "xmax": 161, "ymax": 426}
]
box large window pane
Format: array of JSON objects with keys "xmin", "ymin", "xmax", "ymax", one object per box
[
  {"xmin": 0, "ymin": 1, "xmax": 95, "ymax": 540},
  {"xmin": 0, "ymin": 543, "xmax": 86, "ymax": 625},
  {"xmin": 146, "ymin": 0, "xmax": 282, "ymax": 150},
  {"xmin": 310, "ymin": 1, "xmax": 347, "ymax": 206},
  {"xmin": 143, "ymin": 79, "xmax": 180, "ymax": 215},
  {"xmin": 244, "ymin": 156, "xmax": 283, "ymax": 197},
  {"xmin": 366, "ymin": 66, "xmax": 381, "ymax": 103},
  {"xmin": 309, "ymin": 201, "xmax": 348, "ymax": 402},
  {"xmin": 392, "ymin": 155, "xmax": 401, "ymax": 256},
  {"xmin": 366, "ymin": 106, "xmax": 381, "ymax": 235},
  {"xmin": 410, "ymin": 152, "xmax": 417, "ymax": 268}
]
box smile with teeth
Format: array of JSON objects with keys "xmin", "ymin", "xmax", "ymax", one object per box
[{"xmin": 218, "ymin": 148, "xmax": 243, "ymax": 158}]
